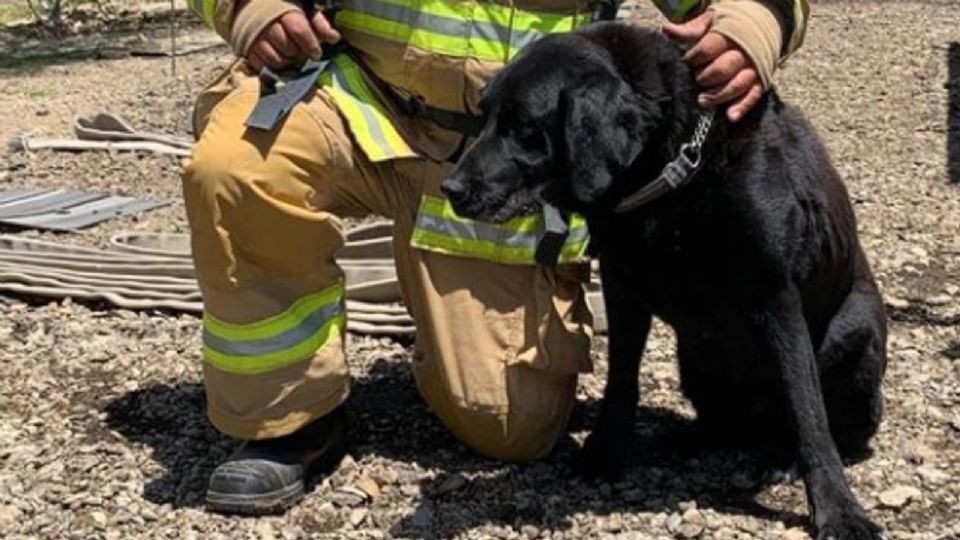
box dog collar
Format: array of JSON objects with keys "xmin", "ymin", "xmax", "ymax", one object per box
[{"xmin": 614, "ymin": 109, "xmax": 716, "ymax": 213}]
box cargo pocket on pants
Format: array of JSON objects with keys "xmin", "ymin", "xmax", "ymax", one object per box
[{"xmin": 511, "ymin": 263, "xmax": 594, "ymax": 375}]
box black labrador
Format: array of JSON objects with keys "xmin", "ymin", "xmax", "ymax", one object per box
[{"xmin": 441, "ymin": 23, "xmax": 887, "ymax": 540}]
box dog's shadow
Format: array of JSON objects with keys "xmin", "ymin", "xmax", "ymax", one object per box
[{"xmin": 104, "ymin": 357, "xmax": 813, "ymax": 536}]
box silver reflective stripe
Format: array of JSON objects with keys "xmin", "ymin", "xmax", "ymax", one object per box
[
  {"xmin": 343, "ymin": 0, "xmax": 547, "ymax": 52},
  {"xmin": 203, "ymin": 301, "xmax": 344, "ymax": 357},
  {"xmin": 415, "ymin": 212, "xmax": 589, "ymax": 249},
  {"xmin": 504, "ymin": 24, "xmax": 545, "ymax": 52},
  {"xmin": 345, "ymin": 0, "xmax": 464, "ymax": 36},
  {"xmin": 328, "ymin": 62, "xmax": 394, "ymax": 159}
]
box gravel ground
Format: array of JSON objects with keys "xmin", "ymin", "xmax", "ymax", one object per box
[{"xmin": 1, "ymin": 1, "xmax": 959, "ymax": 539}]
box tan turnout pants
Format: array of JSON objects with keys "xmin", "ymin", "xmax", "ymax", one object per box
[{"xmin": 183, "ymin": 62, "xmax": 594, "ymax": 462}]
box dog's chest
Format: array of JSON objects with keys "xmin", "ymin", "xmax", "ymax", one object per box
[{"xmin": 592, "ymin": 203, "xmax": 772, "ymax": 321}]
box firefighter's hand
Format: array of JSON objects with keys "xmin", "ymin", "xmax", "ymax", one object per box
[
  {"xmin": 661, "ymin": 12, "xmax": 762, "ymax": 122},
  {"xmin": 247, "ymin": 10, "xmax": 341, "ymax": 71}
]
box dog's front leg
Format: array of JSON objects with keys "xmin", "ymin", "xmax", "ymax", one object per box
[
  {"xmin": 754, "ymin": 286, "xmax": 883, "ymax": 540},
  {"xmin": 576, "ymin": 256, "xmax": 652, "ymax": 480}
]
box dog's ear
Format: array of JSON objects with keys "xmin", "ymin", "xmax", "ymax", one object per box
[{"xmin": 558, "ymin": 75, "xmax": 662, "ymax": 207}]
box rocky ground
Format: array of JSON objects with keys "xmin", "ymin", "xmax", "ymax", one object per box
[{"xmin": 1, "ymin": 1, "xmax": 959, "ymax": 539}]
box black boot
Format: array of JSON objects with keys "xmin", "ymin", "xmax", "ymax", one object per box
[{"xmin": 206, "ymin": 406, "xmax": 346, "ymax": 515}]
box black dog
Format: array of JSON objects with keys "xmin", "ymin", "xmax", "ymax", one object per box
[{"xmin": 442, "ymin": 23, "xmax": 887, "ymax": 540}]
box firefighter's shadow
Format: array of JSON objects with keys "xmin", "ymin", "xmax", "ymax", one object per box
[{"xmin": 103, "ymin": 357, "xmax": 807, "ymax": 533}]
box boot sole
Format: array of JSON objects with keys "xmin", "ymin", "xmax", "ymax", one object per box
[{"xmin": 206, "ymin": 479, "xmax": 305, "ymax": 516}]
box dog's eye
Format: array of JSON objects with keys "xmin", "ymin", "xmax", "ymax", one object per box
[{"xmin": 513, "ymin": 124, "xmax": 544, "ymax": 151}]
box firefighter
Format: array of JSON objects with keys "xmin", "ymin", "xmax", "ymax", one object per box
[{"xmin": 183, "ymin": 0, "xmax": 808, "ymax": 515}]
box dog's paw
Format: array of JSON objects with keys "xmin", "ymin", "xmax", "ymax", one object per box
[
  {"xmin": 816, "ymin": 508, "xmax": 884, "ymax": 540},
  {"xmin": 573, "ymin": 432, "xmax": 628, "ymax": 481}
]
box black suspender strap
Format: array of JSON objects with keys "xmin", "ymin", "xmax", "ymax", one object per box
[
  {"xmin": 534, "ymin": 204, "xmax": 572, "ymax": 266},
  {"xmin": 593, "ymin": 0, "xmax": 618, "ymax": 22}
]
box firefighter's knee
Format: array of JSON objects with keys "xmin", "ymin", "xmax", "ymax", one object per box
[{"xmin": 416, "ymin": 359, "xmax": 578, "ymax": 463}]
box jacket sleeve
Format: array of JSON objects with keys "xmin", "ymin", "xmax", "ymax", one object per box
[{"xmin": 650, "ymin": 0, "xmax": 808, "ymax": 57}]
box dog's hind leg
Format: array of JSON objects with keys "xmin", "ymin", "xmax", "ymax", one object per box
[
  {"xmin": 816, "ymin": 279, "xmax": 887, "ymax": 458},
  {"xmin": 752, "ymin": 286, "xmax": 883, "ymax": 540},
  {"xmin": 576, "ymin": 255, "xmax": 652, "ymax": 480}
]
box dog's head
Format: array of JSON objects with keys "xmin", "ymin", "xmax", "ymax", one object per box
[{"xmin": 443, "ymin": 26, "xmax": 682, "ymax": 222}]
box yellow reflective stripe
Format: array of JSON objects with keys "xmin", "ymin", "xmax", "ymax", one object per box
[
  {"xmin": 318, "ymin": 55, "xmax": 416, "ymax": 161},
  {"xmin": 332, "ymin": 56, "xmax": 414, "ymax": 157},
  {"xmin": 356, "ymin": 0, "xmax": 582, "ymax": 29},
  {"xmin": 204, "ymin": 314, "xmax": 345, "ymax": 375},
  {"xmin": 337, "ymin": 11, "xmax": 492, "ymax": 59},
  {"xmin": 328, "ymin": 68, "xmax": 395, "ymax": 160},
  {"xmin": 411, "ymin": 228, "xmax": 589, "ymax": 264},
  {"xmin": 337, "ymin": 11, "xmax": 410, "ymax": 41},
  {"xmin": 202, "ymin": 282, "xmax": 346, "ymax": 375},
  {"xmin": 203, "ymin": 0, "xmax": 216, "ymax": 26},
  {"xmin": 326, "ymin": 85, "xmax": 392, "ymax": 161},
  {"xmin": 204, "ymin": 282, "xmax": 344, "ymax": 342},
  {"xmin": 420, "ymin": 0, "xmax": 472, "ymax": 22},
  {"xmin": 418, "ymin": 195, "xmax": 589, "ymax": 236},
  {"xmin": 411, "ymin": 228, "xmax": 539, "ymax": 265},
  {"xmin": 501, "ymin": 4, "xmax": 584, "ymax": 33},
  {"xmin": 337, "ymin": 0, "xmax": 588, "ymax": 62},
  {"xmin": 788, "ymin": 0, "xmax": 809, "ymax": 55},
  {"xmin": 189, "ymin": 0, "xmax": 216, "ymax": 27},
  {"xmin": 412, "ymin": 195, "xmax": 590, "ymax": 264},
  {"xmin": 419, "ymin": 195, "xmax": 540, "ymax": 234},
  {"xmin": 560, "ymin": 239, "xmax": 590, "ymax": 262}
]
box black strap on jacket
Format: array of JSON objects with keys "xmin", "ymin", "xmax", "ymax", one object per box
[
  {"xmin": 246, "ymin": 51, "xmax": 339, "ymax": 131},
  {"xmin": 534, "ymin": 204, "xmax": 575, "ymax": 266},
  {"xmin": 385, "ymin": 87, "xmax": 485, "ymax": 137},
  {"xmin": 593, "ymin": 0, "xmax": 618, "ymax": 22}
]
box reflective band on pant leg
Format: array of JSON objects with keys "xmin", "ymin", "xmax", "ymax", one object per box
[
  {"xmin": 203, "ymin": 281, "xmax": 347, "ymax": 375},
  {"xmin": 410, "ymin": 195, "xmax": 589, "ymax": 265}
]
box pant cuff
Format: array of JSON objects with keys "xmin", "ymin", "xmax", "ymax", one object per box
[{"xmin": 206, "ymin": 381, "xmax": 350, "ymax": 440}]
